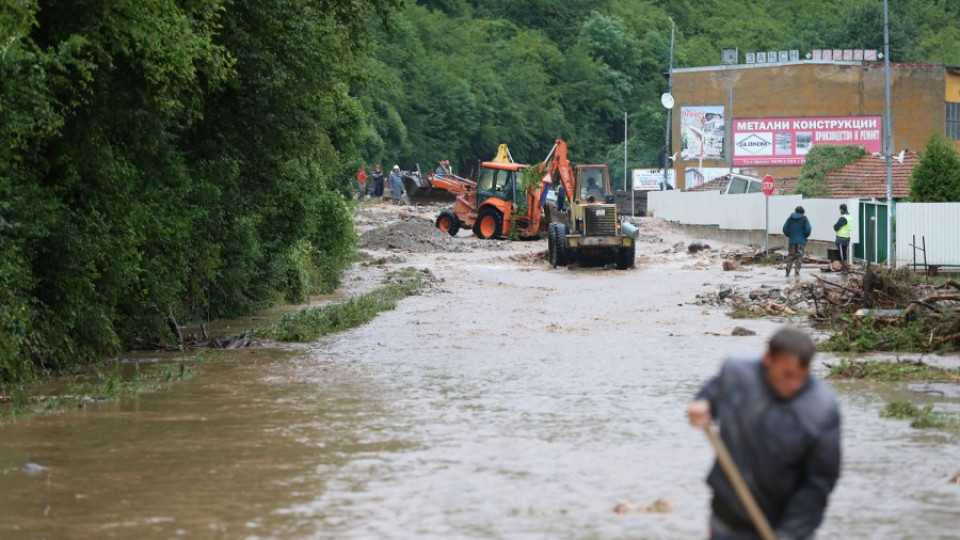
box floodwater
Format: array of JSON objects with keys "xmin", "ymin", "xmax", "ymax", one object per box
[{"xmin": 2, "ymin": 219, "xmax": 959, "ymax": 539}]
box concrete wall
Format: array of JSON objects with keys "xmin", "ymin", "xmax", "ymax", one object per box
[
  {"xmin": 664, "ymin": 223, "xmax": 837, "ymax": 257},
  {"xmin": 671, "ymin": 62, "xmax": 947, "ymax": 189},
  {"xmin": 648, "ymin": 191, "xmax": 860, "ymax": 257}
]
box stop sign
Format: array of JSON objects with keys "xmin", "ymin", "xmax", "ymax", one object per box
[{"xmin": 761, "ymin": 175, "xmax": 775, "ymax": 196}]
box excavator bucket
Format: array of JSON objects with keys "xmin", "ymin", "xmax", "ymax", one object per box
[{"xmin": 402, "ymin": 172, "xmax": 458, "ymax": 204}]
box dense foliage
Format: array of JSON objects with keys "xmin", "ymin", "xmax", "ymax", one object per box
[
  {"xmin": 794, "ymin": 145, "xmax": 866, "ymax": 197},
  {"xmin": 0, "ymin": 0, "xmax": 397, "ymax": 381},
  {"xmin": 910, "ymin": 133, "xmax": 960, "ymax": 202}
]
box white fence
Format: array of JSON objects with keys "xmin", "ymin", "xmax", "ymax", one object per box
[
  {"xmin": 895, "ymin": 203, "xmax": 960, "ymax": 268},
  {"xmin": 648, "ymin": 190, "xmax": 860, "ymax": 244}
]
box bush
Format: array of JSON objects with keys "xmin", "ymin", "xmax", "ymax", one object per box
[{"xmin": 909, "ymin": 133, "xmax": 960, "ymax": 202}]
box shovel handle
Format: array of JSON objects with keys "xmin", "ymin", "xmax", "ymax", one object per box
[{"xmin": 704, "ymin": 426, "xmax": 778, "ymax": 540}]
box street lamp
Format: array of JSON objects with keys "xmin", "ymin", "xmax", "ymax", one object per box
[{"xmin": 662, "ymin": 17, "xmax": 675, "ymax": 190}]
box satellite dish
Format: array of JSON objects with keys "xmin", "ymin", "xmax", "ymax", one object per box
[{"xmin": 661, "ymin": 93, "xmax": 675, "ymax": 109}]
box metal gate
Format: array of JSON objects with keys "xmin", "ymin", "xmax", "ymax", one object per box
[{"xmin": 855, "ymin": 201, "xmax": 889, "ymax": 263}]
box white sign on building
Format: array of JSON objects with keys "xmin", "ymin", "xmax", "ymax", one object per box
[{"xmin": 632, "ymin": 169, "xmax": 676, "ymax": 190}]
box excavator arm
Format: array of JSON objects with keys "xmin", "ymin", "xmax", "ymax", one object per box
[{"xmin": 540, "ymin": 139, "xmax": 576, "ymax": 201}]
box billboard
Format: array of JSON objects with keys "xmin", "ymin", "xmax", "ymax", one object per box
[
  {"xmin": 632, "ymin": 169, "xmax": 675, "ymax": 190},
  {"xmin": 685, "ymin": 167, "xmax": 733, "ymax": 188},
  {"xmin": 681, "ymin": 106, "xmax": 725, "ymax": 161},
  {"xmin": 732, "ymin": 116, "xmax": 883, "ymax": 166}
]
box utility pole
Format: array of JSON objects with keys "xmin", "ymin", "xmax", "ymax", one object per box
[
  {"xmin": 712, "ymin": 73, "xmax": 736, "ymax": 175},
  {"xmin": 728, "ymin": 85, "xmax": 733, "ymax": 174},
  {"xmin": 883, "ymin": 0, "xmax": 894, "ymax": 267},
  {"xmin": 625, "ymin": 111, "xmax": 633, "ymax": 216},
  {"xmin": 662, "ymin": 17, "xmax": 675, "ymax": 190}
]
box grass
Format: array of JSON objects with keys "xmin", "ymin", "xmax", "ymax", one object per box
[
  {"xmin": 819, "ymin": 317, "xmax": 959, "ymax": 354},
  {"xmin": 881, "ymin": 400, "xmax": 959, "ymax": 429},
  {"xmin": 258, "ymin": 281, "xmax": 423, "ymax": 342},
  {"xmin": 1, "ymin": 358, "xmax": 200, "ymax": 423},
  {"xmin": 825, "ymin": 359, "xmax": 960, "ymax": 382},
  {"xmin": 728, "ymin": 308, "xmax": 762, "ymax": 319}
]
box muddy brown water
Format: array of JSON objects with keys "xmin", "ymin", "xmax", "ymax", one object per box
[{"xmin": 2, "ymin": 222, "xmax": 959, "ymax": 539}]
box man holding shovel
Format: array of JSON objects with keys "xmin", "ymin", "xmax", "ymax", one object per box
[{"xmin": 688, "ymin": 327, "xmax": 841, "ymax": 540}]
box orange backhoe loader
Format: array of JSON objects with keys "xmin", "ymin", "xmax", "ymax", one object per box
[
  {"xmin": 434, "ymin": 145, "xmax": 548, "ymax": 239},
  {"xmin": 541, "ymin": 139, "xmax": 637, "ymax": 269},
  {"xmin": 407, "ymin": 144, "xmax": 513, "ymax": 204}
]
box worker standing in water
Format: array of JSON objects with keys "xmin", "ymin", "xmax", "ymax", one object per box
[{"xmin": 688, "ymin": 327, "xmax": 841, "ymax": 540}]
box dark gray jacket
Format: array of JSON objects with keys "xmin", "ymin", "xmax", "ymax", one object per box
[{"xmin": 696, "ymin": 357, "xmax": 841, "ymax": 540}]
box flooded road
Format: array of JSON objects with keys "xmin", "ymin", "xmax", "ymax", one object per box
[{"xmin": 2, "ymin": 214, "xmax": 959, "ymax": 539}]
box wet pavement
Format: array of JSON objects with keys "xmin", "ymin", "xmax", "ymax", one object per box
[{"xmin": 1, "ymin": 213, "xmax": 959, "ymax": 539}]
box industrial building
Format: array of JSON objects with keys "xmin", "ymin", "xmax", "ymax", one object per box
[{"xmin": 669, "ymin": 55, "xmax": 960, "ymax": 190}]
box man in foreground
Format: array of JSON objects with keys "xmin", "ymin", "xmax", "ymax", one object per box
[{"xmin": 688, "ymin": 327, "xmax": 841, "ymax": 540}]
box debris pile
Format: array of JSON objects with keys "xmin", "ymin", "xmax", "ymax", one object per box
[
  {"xmin": 723, "ymin": 248, "xmax": 785, "ymax": 265},
  {"xmin": 692, "ymin": 283, "xmax": 814, "ymax": 317}
]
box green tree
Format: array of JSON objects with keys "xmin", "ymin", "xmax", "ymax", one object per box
[
  {"xmin": 909, "ymin": 133, "xmax": 960, "ymax": 202},
  {"xmin": 794, "ymin": 145, "xmax": 866, "ymax": 198}
]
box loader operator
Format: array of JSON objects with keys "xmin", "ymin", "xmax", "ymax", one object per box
[
  {"xmin": 583, "ymin": 176, "xmax": 604, "ymax": 201},
  {"xmin": 434, "ymin": 160, "xmax": 451, "ymax": 176},
  {"xmin": 688, "ymin": 327, "xmax": 841, "ymax": 540}
]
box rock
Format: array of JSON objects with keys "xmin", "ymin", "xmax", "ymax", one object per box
[
  {"xmin": 20, "ymin": 463, "xmax": 47, "ymax": 474},
  {"xmin": 688, "ymin": 241, "xmax": 711, "ymax": 253},
  {"xmin": 748, "ymin": 290, "xmax": 763, "ymax": 301},
  {"xmin": 718, "ymin": 286, "xmax": 733, "ymax": 300},
  {"xmin": 732, "ymin": 326, "xmax": 757, "ymax": 336},
  {"xmin": 722, "ymin": 260, "xmax": 742, "ymax": 271},
  {"xmin": 672, "ymin": 242, "xmax": 686, "ymax": 253},
  {"xmin": 767, "ymin": 288, "xmax": 782, "ymax": 299}
]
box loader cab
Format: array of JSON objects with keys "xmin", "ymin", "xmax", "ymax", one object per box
[
  {"xmin": 575, "ymin": 165, "xmax": 612, "ymax": 204},
  {"xmin": 476, "ymin": 162, "xmax": 525, "ymax": 205}
]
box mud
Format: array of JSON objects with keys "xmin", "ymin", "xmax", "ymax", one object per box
[
  {"xmin": 1, "ymin": 203, "xmax": 959, "ymax": 539},
  {"xmin": 358, "ymin": 205, "xmax": 509, "ymax": 254}
]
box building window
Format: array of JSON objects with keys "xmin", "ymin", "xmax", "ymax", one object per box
[{"xmin": 948, "ymin": 102, "xmax": 960, "ymax": 140}]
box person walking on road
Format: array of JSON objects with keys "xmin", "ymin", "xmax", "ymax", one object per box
[
  {"xmin": 688, "ymin": 327, "xmax": 841, "ymax": 540},
  {"xmin": 782, "ymin": 206, "xmax": 811, "ymax": 278},
  {"xmin": 370, "ymin": 164, "xmax": 385, "ymax": 198},
  {"xmin": 388, "ymin": 165, "xmax": 405, "ymax": 205},
  {"xmin": 833, "ymin": 204, "xmax": 852, "ymax": 267}
]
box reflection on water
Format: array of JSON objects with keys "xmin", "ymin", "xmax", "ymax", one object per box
[{"xmin": 1, "ymin": 259, "xmax": 958, "ymax": 539}]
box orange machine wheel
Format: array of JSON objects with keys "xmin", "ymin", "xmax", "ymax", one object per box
[
  {"xmin": 435, "ymin": 210, "xmax": 460, "ymax": 237},
  {"xmin": 473, "ymin": 207, "xmax": 503, "ymax": 239}
]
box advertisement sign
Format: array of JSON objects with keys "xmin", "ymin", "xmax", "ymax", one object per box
[
  {"xmin": 632, "ymin": 169, "xmax": 675, "ymax": 190},
  {"xmin": 681, "ymin": 106, "xmax": 725, "ymax": 161},
  {"xmin": 733, "ymin": 116, "xmax": 882, "ymax": 166},
  {"xmin": 684, "ymin": 167, "xmax": 733, "ymax": 188}
]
